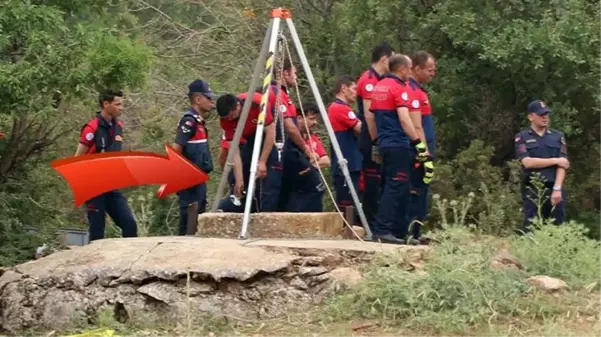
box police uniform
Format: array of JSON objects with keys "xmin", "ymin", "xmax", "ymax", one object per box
[
  {"xmin": 175, "ymin": 80, "xmax": 214, "ymax": 235},
  {"xmin": 79, "ymin": 113, "xmax": 138, "ymax": 241},
  {"xmin": 515, "ymin": 100, "xmax": 567, "ymax": 231}
]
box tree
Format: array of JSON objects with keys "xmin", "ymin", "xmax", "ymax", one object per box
[{"xmin": 0, "ymin": 0, "xmax": 154, "ymax": 182}]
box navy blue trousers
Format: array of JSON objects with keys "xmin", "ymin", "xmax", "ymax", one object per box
[
  {"xmin": 86, "ymin": 190, "xmax": 138, "ymax": 241},
  {"xmin": 521, "ymin": 184, "xmax": 566, "ymax": 232},
  {"xmin": 177, "ymin": 183, "xmax": 206, "ymax": 235},
  {"xmin": 407, "ymin": 163, "xmax": 430, "ymax": 238},
  {"xmin": 333, "ymin": 171, "xmax": 361, "ymax": 222},
  {"xmin": 279, "ymin": 146, "xmax": 324, "ymax": 212},
  {"xmin": 241, "ymin": 138, "xmax": 283, "ymax": 212},
  {"xmin": 372, "ymin": 147, "xmax": 412, "ymax": 238},
  {"xmin": 360, "ymin": 145, "xmax": 382, "ymax": 229}
]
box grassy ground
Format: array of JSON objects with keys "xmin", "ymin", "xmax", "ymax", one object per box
[{"xmin": 27, "ymin": 222, "xmax": 601, "ymax": 337}]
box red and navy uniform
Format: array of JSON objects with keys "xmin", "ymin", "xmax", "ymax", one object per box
[
  {"xmin": 407, "ymin": 78, "xmax": 435, "ymax": 239},
  {"xmin": 327, "ymin": 98, "xmax": 362, "ymax": 218},
  {"xmin": 174, "ymin": 108, "xmax": 213, "ymax": 234},
  {"xmin": 369, "ymin": 74, "xmax": 417, "ymax": 240},
  {"xmin": 305, "ymin": 133, "xmax": 327, "ymax": 159},
  {"xmin": 356, "ymin": 67, "xmax": 384, "ymax": 227},
  {"xmin": 269, "ymin": 81, "xmax": 324, "ymax": 212},
  {"xmin": 79, "ymin": 113, "xmax": 137, "ymax": 241},
  {"xmin": 283, "ymin": 133, "xmax": 328, "ymax": 213}
]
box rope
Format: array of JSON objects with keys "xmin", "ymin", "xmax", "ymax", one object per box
[
  {"xmin": 280, "ymin": 35, "xmax": 364, "ymax": 242},
  {"xmin": 274, "ymin": 34, "xmax": 287, "ymax": 161}
]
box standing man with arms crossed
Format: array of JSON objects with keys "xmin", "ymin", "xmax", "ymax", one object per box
[
  {"xmin": 75, "ymin": 89, "xmax": 138, "ymax": 241},
  {"xmin": 327, "ymin": 75, "xmax": 363, "ymax": 222},
  {"xmin": 356, "ymin": 42, "xmax": 395, "ymax": 229},
  {"xmin": 407, "ymin": 51, "xmax": 437, "ymax": 244},
  {"xmin": 514, "ymin": 100, "xmax": 569, "ymax": 232},
  {"xmin": 370, "ymin": 54, "xmax": 429, "ymax": 244},
  {"xmin": 173, "ymin": 79, "xmax": 215, "ymax": 235}
]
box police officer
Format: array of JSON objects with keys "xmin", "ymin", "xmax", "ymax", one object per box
[
  {"xmin": 370, "ymin": 54, "xmax": 428, "ymax": 244},
  {"xmin": 515, "ymin": 99, "xmax": 569, "ymax": 232},
  {"xmin": 173, "ymin": 79, "xmax": 215, "ymax": 235},
  {"xmin": 75, "ymin": 89, "xmax": 138, "ymax": 241}
]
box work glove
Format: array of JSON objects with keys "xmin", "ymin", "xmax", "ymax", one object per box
[
  {"xmin": 371, "ymin": 145, "xmax": 382, "ymax": 164},
  {"xmin": 423, "ymin": 160, "xmax": 434, "ymax": 184},
  {"xmin": 411, "ymin": 139, "xmax": 429, "ymax": 163}
]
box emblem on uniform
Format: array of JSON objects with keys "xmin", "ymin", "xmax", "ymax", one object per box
[
  {"xmin": 185, "ymin": 120, "xmax": 194, "ymax": 127},
  {"xmin": 347, "ymin": 111, "xmax": 357, "ymax": 119},
  {"xmin": 366, "ymin": 84, "xmax": 374, "ymax": 92},
  {"xmin": 85, "ymin": 133, "xmax": 94, "ymax": 141},
  {"xmin": 181, "ymin": 125, "xmax": 191, "ymax": 133},
  {"xmin": 540, "ymin": 101, "xmax": 546, "ymax": 108},
  {"xmin": 411, "ymin": 100, "xmax": 420, "ymax": 109},
  {"xmin": 401, "ymin": 92, "xmax": 409, "ymax": 101},
  {"xmin": 115, "ymin": 135, "xmax": 123, "ymax": 142},
  {"xmin": 279, "ymin": 104, "xmax": 287, "ymax": 113}
]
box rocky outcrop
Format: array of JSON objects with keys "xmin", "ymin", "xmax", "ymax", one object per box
[{"xmin": 0, "ymin": 236, "xmax": 413, "ymax": 333}]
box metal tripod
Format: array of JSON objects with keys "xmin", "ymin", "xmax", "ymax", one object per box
[{"xmin": 209, "ymin": 8, "xmax": 373, "ymax": 241}]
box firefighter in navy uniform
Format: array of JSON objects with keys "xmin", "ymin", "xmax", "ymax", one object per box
[
  {"xmin": 75, "ymin": 90, "xmax": 138, "ymax": 242},
  {"xmin": 173, "ymin": 79, "xmax": 215, "ymax": 235},
  {"xmin": 515, "ymin": 99, "xmax": 569, "ymax": 232}
]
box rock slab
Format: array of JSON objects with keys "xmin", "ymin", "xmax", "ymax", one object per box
[{"xmin": 0, "ymin": 236, "xmax": 410, "ymax": 333}]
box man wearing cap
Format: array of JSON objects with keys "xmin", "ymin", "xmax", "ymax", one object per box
[
  {"xmin": 514, "ymin": 99, "xmax": 569, "ymax": 232},
  {"xmin": 173, "ymin": 79, "xmax": 215, "ymax": 235}
]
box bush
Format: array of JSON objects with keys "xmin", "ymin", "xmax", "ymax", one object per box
[
  {"xmin": 322, "ymin": 223, "xmax": 600, "ymax": 334},
  {"xmin": 510, "ymin": 221, "xmax": 601, "ymax": 287},
  {"xmin": 429, "ymin": 140, "xmax": 523, "ymax": 236}
]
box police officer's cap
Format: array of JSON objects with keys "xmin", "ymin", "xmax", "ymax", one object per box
[
  {"xmin": 527, "ymin": 99, "xmax": 551, "ymax": 115},
  {"xmin": 188, "ymin": 79, "xmax": 216, "ymax": 99}
]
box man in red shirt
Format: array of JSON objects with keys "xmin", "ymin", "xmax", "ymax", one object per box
[
  {"xmin": 407, "ymin": 51, "xmax": 437, "ymax": 244},
  {"xmin": 270, "ymin": 59, "xmax": 322, "ymax": 211},
  {"xmin": 370, "ymin": 54, "xmax": 428, "ymax": 244},
  {"xmin": 283, "ymin": 102, "xmax": 330, "ymax": 212},
  {"xmin": 299, "ymin": 102, "xmax": 330, "ymax": 169},
  {"xmin": 327, "ymin": 75, "xmax": 363, "ymax": 222},
  {"xmin": 356, "ymin": 42, "xmax": 395, "ymax": 228},
  {"xmin": 75, "ymin": 89, "xmax": 137, "ymax": 241},
  {"xmin": 216, "ymin": 90, "xmax": 277, "ymax": 212}
]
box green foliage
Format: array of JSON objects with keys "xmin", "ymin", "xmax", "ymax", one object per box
[
  {"xmin": 430, "ymin": 140, "xmax": 523, "ymax": 235},
  {"xmin": 322, "ymin": 224, "xmax": 600, "ymax": 334},
  {"xmin": 510, "ymin": 221, "xmax": 601, "ymax": 287}
]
